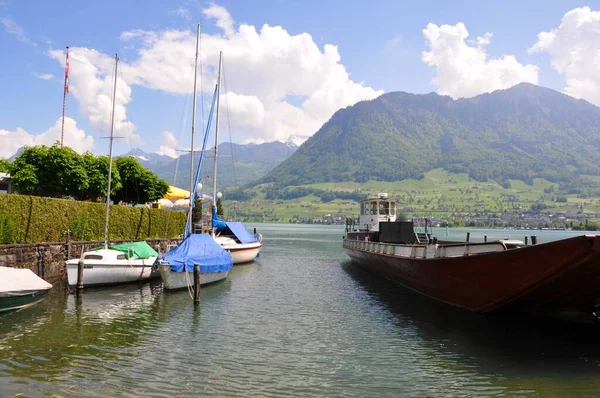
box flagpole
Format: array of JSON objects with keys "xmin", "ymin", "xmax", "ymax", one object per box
[{"xmin": 60, "ymin": 46, "xmax": 69, "ymax": 148}]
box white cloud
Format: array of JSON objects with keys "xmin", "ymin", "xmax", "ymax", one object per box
[
  {"xmin": 34, "ymin": 73, "xmax": 55, "ymax": 80},
  {"xmin": 1, "ymin": 17, "xmax": 34, "ymax": 45},
  {"xmin": 0, "ymin": 117, "xmax": 94, "ymax": 159},
  {"xmin": 171, "ymin": 7, "xmax": 191, "ymax": 20},
  {"xmin": 529, "ymin": 7, "xmax": 600, "ymax": 106},
  {"xmin": 113, "ymin": 5, "xmax": 381, "ymax": 144},
  {"xmin": 44, "ymin": 5, "xmax": 381, "ymax": 146},
  {"xmin": 422, "ymin": 22, "xmax": 539, "ymax": 98},
  {"xmin": 384, "ymin": 34, "xmax": 402, "ymax": 51},
  {"xmin": 157, "ymin": 131, "xmax": 179, "ymax": 158},
  {"xmin": 47, "ymin": 48, "xmax": 141, "ymax": 144},
  {"xmin": 203, "ymin": 4, "xmax": 235, "ymax": 37}
]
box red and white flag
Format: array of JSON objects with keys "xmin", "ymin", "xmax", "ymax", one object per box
[{"xmin": 65, "ymin": 47, "xmax": 70, "ymax": 94}]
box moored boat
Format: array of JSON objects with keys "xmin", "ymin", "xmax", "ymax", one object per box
[
  {"xmin": 212, "ymin": 212, "xmax": 262, "ymax": 264},
  {"xmin": 202, "ymin": 47, "xmax": 262, "ymax": 264},
  {"xmin": 159, "ymin": 234, "xmax": 232, "ymax": 290},
  {"xmin": 0, "ymin": 266, "xmax": 52, "ymax": 312},
  {"xmin": 159, "ymin": 27, "xmax": 233, "ymax": 290},
  {"xmin": 64, "ymin": 54, "xmax": 158, "ymax": 288},
  {"xmin": 66, "ymin": 242, "xmax": 158, "ymax": 287},
  {"xmin": 343, "ymin": 194, "xmax": 600, "ymax": 314}
]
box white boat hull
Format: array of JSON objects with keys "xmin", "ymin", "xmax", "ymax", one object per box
[
  {"xmin": 215, "ymin": 239, "xmax": 262, "ymax": 264},
  {"xmin": 159, "ymin": 265, "xmax": 228, "ymax": 290},
  {"xmin": 66, "ymin": 257, "xmax": 158, "ymax": 287}
]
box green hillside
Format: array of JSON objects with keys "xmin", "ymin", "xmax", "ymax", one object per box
[
  {"xmin": 224, "ymin": 169, "xmax": 600, "ymax": 225},
  {"xmin": 261, "ymin": 83, "xmax": 600, "ymax": 187}
]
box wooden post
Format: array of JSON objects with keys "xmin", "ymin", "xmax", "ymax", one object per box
[
  {"xmin": 466, "ymin": 232, "xmax": 470, "ymax": 242},
  {"xmin": 253, "ymin": 227, "xmax": 257, "ymax": 234},
  {"xmin": 531, "ymin": 235, "xmax": 537, "ymax": 245},
  {"xmin": 484, "ymin": 235, "xmax": 487, "ymax": 242},
  {"xmin": 525, "ymin": 236, "xmax": 529, "ymax": 245},
  {"xmin": 66, "ymin": 229, "xmax": 71, "ymax": 261},
  {"xmin": 77, "ymin": 259, "xmax": 84, "ymax": 292},
  {"xmin": 193, "ymin": 264, "xmax": 201, "ymax": 302}
]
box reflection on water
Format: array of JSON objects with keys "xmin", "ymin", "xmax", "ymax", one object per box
[
  {"xmin": 1, "ymin": 224, "xmax": 600, "ymax": 397},
  {"xmin": 341, "ymin": 261, "xmax": 600, "ymax": 396}
]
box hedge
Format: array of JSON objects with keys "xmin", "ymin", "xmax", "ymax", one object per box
[{"xmin": 0, "ymin": 194, "xmax": 186, "ymax": 243}]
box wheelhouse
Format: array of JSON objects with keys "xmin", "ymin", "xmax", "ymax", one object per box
[{"xmin": 358, "ymin": 193, "xmax": 397, "ymax": 231}]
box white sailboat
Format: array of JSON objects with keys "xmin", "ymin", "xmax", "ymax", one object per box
[
  {"xmin": 208, "ymin": 53, "xmax": 262, "ymax": 264},
  {"xmin": 66, "ymin": 54, "xmax": 158, "ymax": 287},
  {"xmin": 159, "ymin": 25, "xmax": 233, "ymax": 290}
]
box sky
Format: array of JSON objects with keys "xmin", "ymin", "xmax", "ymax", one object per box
[{"xmin": 1, "ymin": 0, "xmax": 599, "ymax": 159}]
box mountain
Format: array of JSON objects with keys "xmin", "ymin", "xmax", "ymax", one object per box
[
  {"xmin": 8, "ymin": 147, "xmax": 25, "ymax": 162},
  {"xmin": 132, "ymin": 141, "xmax": 298, "ymax": 189},
  {"xmin": 262, "ymin": 83, "xmax": 600, "ymax": 186},
  {"xmin": 122, "ymin": 148, "xmax": 174, "ymax": 166}
]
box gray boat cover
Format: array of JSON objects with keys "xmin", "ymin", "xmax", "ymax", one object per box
[{"xmin": 0, "ymin": 266, "xmax": 52, "ymax": 295}]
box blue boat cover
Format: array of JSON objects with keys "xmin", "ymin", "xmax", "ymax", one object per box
[
  {"xmin": 212, "ymin": 205, "xmax": 228, "ymax": 230},
  {"xmin": 222, "ymin": 222, "xmax": 257, "ymax": 244},
  {"xmin": 163, "ymin": 234, "xmax": 232, "ymax": 273}
]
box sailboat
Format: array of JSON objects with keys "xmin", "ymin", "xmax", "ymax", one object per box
[
  {"xmin": 66, "ymin": 54, "xmax": 158, "ymax": 287},
  {"xmin": 158, "ymin": 25, "xmax": 233, "ymax": 290},
  {"xmin": 207, "ymin": 54, "xmax": 262, "ymax": 265}
]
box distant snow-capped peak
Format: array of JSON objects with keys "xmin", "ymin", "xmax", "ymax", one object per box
[{"xmin": 285, "ymin": 135, "xmax": 308, "ymax": 147}]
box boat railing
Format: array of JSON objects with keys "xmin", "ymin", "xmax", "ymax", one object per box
[{"xmin": 343, "ymin": 237, "xmax": 508, "ymax": 259}]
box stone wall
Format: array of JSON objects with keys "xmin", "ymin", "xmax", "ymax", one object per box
[{"xmin": 0, "ymin": 238, "xmax": 180, "ymax": 284}]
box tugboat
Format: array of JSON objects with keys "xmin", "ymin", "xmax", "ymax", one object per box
[{"xmin": 343, "ymin": 193, "xmax": 600, "ymax": 314}]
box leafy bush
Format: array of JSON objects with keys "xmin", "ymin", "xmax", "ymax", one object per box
[
  {"xmin": 0, "ymin": 194, "xmax": 186, "ymax": 243},
  {"xmin": 0, "ymin": 214, "xmax": 16, "ymax": 244},
  {"xmin": 69, "ymin": 211, "xmax": 94, "ymax": 241}
]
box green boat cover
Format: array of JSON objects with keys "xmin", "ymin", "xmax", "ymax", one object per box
[{"xmin": 91, "ymin": 241, "xmax": 158, "ymax": 259}]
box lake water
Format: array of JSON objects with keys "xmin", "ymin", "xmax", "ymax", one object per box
[{"xmin": 2, "ymin": 224, "xmax": 600, "ymax": 397}]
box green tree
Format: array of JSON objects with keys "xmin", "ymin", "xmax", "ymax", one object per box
[
  {"xmin": 216, "ymin": 198, "xmax": 224, "ymax": 216},
  {"xmin": 9, "ymin": 144, "xmax": 125, "ymax": 200},
  {"xmin": 192, "ymin": 197, "xmax": 203, "ymax": 223},
  {"xmin": 10, "ymin": 144, "xmax": 89, "ymax": 197},
  {"xmin": 113, "ymin": 157, "xmax": 168, "ymax": 205},
  {"xmin": 80, "ymin": 153, "xmax": 111, "ymax": 201},
  {"xmin": 0, "ymin": 159, "xmax": 10, "ymax": 173},
  {"xmin": 46, "ymin": 144, "xmax": 89, "ymax": 197}
]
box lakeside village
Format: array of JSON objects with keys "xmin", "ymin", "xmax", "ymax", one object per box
[{"xmin": 286, "ymin": 203, "xmax": 594, "ymax": 230}]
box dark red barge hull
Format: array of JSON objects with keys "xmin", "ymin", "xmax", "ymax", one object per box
[{"xmin": 343, "ymin": 235, "xmax": 600, "ymax": 313}]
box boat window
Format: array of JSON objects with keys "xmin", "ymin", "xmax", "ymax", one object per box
[
  {"xmin": 390, "ymin": 202, "xmax": 396, "ymax": 216},
  {"xmin": 379, "ymin": 201, "xmax": 389, "ymax": 215},
  {"xmin": 84, "ymin": 254, "xmax": 103, "ymax": 260},
  {"xmin": 117, "ymin": 254, "xmax": 127, "ymax": 260},
  {"xmin": 370, "ymin": 201, "xmax": 377, "ymax": 215},
  {"xmin": 360, "ymin": 202, "xmax": 365, "ymax": 215}
]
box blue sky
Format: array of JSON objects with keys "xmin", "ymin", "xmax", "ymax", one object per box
[{"xmin": 1, "ymin": 1, "xmax": 598, "ymax": 158}]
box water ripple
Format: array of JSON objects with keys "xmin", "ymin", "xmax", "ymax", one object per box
[{"xmin": 3, "ymin": 225, "xmax": 600, "ymax": 396}]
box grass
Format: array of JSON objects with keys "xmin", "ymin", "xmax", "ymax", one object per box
[{"xmin": 223, "ymin": 169, "xmax": 600, "ymax": 223}]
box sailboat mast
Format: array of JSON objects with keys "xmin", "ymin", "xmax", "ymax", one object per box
[
  {"xmin": 60, "ymin": 46, "xmax": 69, "ymax": 148},
  {"xmin": 212, "ymin": 51, "xmax": 222, "ymax": 222},
  {"xmin": 104, "ymin": 54, "xmax": 119, "ymax": 249},
  {"xmin": 187, "ymin": 23, "xmax": 201, "ymax": 235}
]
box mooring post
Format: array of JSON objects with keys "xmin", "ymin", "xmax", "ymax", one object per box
[
  {"xmin": 37, "ymin": 247, "xmax": 43, "ymax": 278},
  {"xmin": 531, "ymin": 235, "xmax": 538, "ymax": 245},
  {"xmin": 193, "ymin": 264, "xmax": 201, "ymax": 303},
  {"xmin": 77, "ymin": 259, "xmax": 84, "ymax": 293},
  {"xmin": 466, "ymin": 232, "xmax": 470, "ymax": 242},
  {"xmin": 525, "ymin": 236, "xmax": 529, "ymax": 245},
  {"xmin": 484, "ymin": 235, "xmax": 487, "ymax": 242},
  {"xmin": 66, "ymin": 229, "xmax": 71, "ymax": 261}
]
